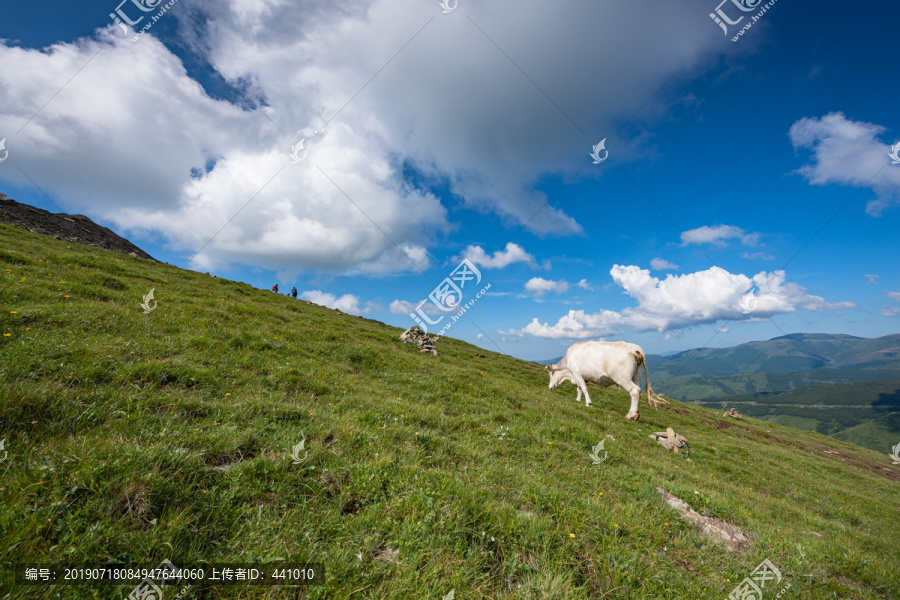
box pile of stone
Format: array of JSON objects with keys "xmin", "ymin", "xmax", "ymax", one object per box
[
  {"xmin": 723, "ymin": 407, "xmax": 741, "ymax": 418},
  {"xmin": 399, "ymin": 325, "xmax": 439, "ymax": 356},
  {"xmin": 650, "ymin": 427, "xmax": 689, "ymax": 454}
]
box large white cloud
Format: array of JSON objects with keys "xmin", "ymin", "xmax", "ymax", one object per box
[
  {"xmin": 789, "ymin": 112, "xmax": 900, "ymax": 216},
  {"xmin": 0, "ymin": 0, "xmax": 726, "ymax": 274},
  {"xmin": 508, "ymin": 265, "xmax": 854, "ymax": 338},
  {"xmin": 0, "ymin": 32, "xmax": 445, "ymax": 275}
]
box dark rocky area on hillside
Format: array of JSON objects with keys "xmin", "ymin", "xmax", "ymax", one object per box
[{"xmin": 0, "ymin": 193, "xmax": 159, "ymax": 262}]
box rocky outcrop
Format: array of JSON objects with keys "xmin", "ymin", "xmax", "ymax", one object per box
[{"xmin": 0, "ymin": 193, "xmax": 158, "ymax": 262}]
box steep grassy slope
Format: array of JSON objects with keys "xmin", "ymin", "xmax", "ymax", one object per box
[{"xmin": 1, "ymin": 222, "xmax": 898, "ymax": 599}]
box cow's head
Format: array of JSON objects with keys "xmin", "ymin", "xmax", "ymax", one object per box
[{"xmin": 545, "ymin": 364, "xmax": 572, "ymax": 390}]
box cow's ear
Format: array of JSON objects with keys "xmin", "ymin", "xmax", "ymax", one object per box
[{"xmin": 545, "ymin": 364, "xmax": 555, "ymax": 372}]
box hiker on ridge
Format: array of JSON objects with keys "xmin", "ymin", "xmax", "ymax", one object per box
[
  {"xmin": 272, "ymin": 284, "xmax": 279, "ymax": 293},
  {"xmin": 291, "ymin": 287, "xmax": 298, "ymax": 299}
]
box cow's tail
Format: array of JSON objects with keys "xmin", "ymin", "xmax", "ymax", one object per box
[{"xmin": 634, "ymin": 350, "xmax": 668, "ymax": 409}]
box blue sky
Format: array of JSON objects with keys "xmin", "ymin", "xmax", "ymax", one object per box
[{"xmin": 1, "ymin": 0, "xmax": 898, "ymax": 361}]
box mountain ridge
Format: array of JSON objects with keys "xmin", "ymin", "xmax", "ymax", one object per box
[{"xmin": 0, "ymin": 192, "xmax": 158, "ymax": 262}]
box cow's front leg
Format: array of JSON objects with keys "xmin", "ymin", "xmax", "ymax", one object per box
[{"xmin": 570, "ymin": 373, "xmax": 592, "ymax": 407}]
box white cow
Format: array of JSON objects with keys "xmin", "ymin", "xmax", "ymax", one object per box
[{"xmin": 544, "ymin": 341, "xmax": 666, "ymax": 420}]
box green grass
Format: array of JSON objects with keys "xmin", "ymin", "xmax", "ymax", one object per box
[
  {"xmin": 1, "ymin": 222, "xmax": 898, "ymax": 599},
  {"xmin": 759, "ymin": 415, "xmax": 821, "ymax": 432}
]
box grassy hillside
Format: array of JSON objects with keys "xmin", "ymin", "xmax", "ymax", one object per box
[
  {"xmin": 1, "ymin": 222, "xmax": 898, "ymax": 599},
  {"xmin": 691, "ymin": 380, "xmax": 900, "ymax": 453}
]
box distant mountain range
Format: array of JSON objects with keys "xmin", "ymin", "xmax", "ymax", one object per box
[{"xmin": 645, "ymin": 333, "xmax": 900, "ymax": 400}]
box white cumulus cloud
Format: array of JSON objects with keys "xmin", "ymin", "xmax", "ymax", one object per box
[
  {"xmin": 524, "ymin": 277, "xmax": 569, "ymax": 297},
  {"xmin": 458, "ymin": 243, "xmax": 536, "ymax": 270},
  {"xmin": 790, "ymin": 112, "xmax": 900, "ymax": 216},
  {"xmin": 508, "ymin": 265, "xmax": 855, "ymax": 339},
  {"xmin": 0, "ymin": 32, "xmax": 446, "ymax": 275}
]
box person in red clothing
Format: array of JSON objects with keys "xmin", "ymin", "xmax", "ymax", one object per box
[{"xmin": 272, "ymin": 284, "xmax": 279, "ymax": 293}]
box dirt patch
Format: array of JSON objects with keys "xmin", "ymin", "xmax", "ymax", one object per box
[
  {"xmin": 341, "ymin": 495, "xmax": 362, "ymax": 515},
  {"xmin": 657, "ymin": 488, "xmax": 750, "ymax": 552},
  {"xmin": 375, "ymin": 547, "xmax": 402, "ymax": 563},
  {"xmin": 209, "ymin": 461, "xmax": 241, "ymax": 473},
  {"xmin": 110, "ymin": 483, "xmax": 148, "ymax": 519},
  {"xmin": 812, "ymin": 444, "xmax": 900, "ymax": 482},
  {"xmin": 319, "ymin": 470, "xmax": 349, "ymax": 498},
  {"xmin": 204, "ymin": 440, "xmax": 258, "ymax": 468}
]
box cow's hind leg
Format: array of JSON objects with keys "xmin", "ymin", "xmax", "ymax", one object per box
[{"xmin": 622, "ymin": 380, "xmax": 641, "ymax": 421}]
